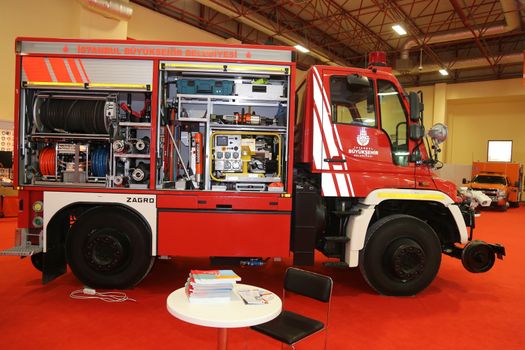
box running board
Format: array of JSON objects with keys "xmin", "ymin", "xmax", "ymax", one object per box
[
  {"xmin": 0, "ymin": 228, "xmax": 43, "ymax": 257},
  {"xmin": 0, "ymin": 245, "xmax": 43, "ymax": 256}
]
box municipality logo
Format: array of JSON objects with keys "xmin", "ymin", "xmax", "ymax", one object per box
[{"xmin": 357, "ymin": 128, "xmax": 370, "ymax": 146}]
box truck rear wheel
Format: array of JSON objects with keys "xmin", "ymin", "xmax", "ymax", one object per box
[
  {"xmin": 509, "ymin": 201, "xmax": 520, "ymax": 208},
  {"xmin": 359, "ymin": 214, "xmax": 441, "ymax": 296},
  {"xmin": 66, "ymin": 207, "xmax": 154, "ymax": 289}
]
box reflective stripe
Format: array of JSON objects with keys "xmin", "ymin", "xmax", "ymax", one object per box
[
  {"xmin": 24, "ymin": 81, "xmax": 84, "ymax": 87},
  {"xmin": 377, "ymin": 193, "xmax": 446, "ymax": 200}
]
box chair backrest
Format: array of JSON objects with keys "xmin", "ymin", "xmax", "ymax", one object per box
[{"xmin": 284, "ymin": 268, "xmax": 333, "ymax": 303}]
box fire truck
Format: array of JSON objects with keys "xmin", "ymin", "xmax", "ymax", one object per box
[{"xmin": 1, "ymin": 38, "xmax": 505, "ymax": 296}]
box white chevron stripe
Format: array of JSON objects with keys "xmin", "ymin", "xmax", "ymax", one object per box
[
  {"xmin": 312, "ymin": 69, "xmax": 339, "ymax": 161},
  {"xmin": 312, "ymin": 106, "xmax": 324, "ymax": 170},
  {"xmin": 312, "ymin": 67, "xmax": 356, "ymax": 198},
  {"xmin": 322, "ymin": 173, "xmax": 337, "ymax": 196},
  {"xmin": 336, "ymin": 173, "xmax": 349, "ymax": 196}
]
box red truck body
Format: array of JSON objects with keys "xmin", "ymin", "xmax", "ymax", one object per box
[{"xmin": 1, "ymin": 38, "xmax": 504, "ymax": 296}]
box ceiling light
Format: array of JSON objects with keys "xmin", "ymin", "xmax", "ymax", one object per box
[
  {"xmin": 439, "ymin": 69, "xmax": 449, "ymax": 76},
  {"xmin": 392, "ymin": 25, "xmax": 407, "ymax": 36},
  {"xmin": 294, "ymin": 44, "xmax": 310, "ymax": 53}
]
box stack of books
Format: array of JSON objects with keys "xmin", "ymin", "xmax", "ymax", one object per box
[{"xmin": 185, "ymin": 269, "xmax": 241, "ymax": 304}]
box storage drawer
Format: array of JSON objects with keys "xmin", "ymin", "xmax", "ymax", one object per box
[
  {"xmin": 157, "ymin": 210, "xmax": 291, "ymax": 256},
  {"xmin": 234, "ymin": 83, "xmax": 285, "ymax": 99}
]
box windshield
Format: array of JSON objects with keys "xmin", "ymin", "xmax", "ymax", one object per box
[{"xmin": 472, "ymin": 175, "xmax": 506, "ymax": 185}]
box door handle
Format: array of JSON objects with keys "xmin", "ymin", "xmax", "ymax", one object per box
[
  {"xmin": 324, "ymin": 157, "xmax": 346, "ymax": 163},
  {"xmin": 418, "ymin": 181, "xmax": 431, "ymax": 187}
]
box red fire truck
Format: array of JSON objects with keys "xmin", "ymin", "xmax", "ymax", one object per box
[{"xmin": 1, "ymin": 38, "xmax": 505, "ymax": 295}]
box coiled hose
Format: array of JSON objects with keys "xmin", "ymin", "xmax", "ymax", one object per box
[
  {"xmin": 39, "ymin": 98, "xmax": 108, "ymax": 134},
  {"xmin": 91, "ymin": 146, "xmax": 109, "ymax": 177},
  {"xmin": 39, "ymin": 147, "xmax": 56, "ymax": 176}
]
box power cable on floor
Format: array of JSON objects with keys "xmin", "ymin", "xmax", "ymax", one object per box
[{"xmin": 70, "ymin": 288, "xmax": 136, "ymax": 303}]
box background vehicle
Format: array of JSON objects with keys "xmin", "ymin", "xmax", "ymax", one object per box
[
  {"xmin": 465, "ymin": 162, "xmax": 523, "ymax": 210},
  {"xmin": 0, "ymin": 38, "xmax": 504, "ymax": 296}
]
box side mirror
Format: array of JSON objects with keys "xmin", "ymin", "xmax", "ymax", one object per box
[
  {"xmin": 514, "ymin": 181, "xmax": 520, "ymax": 187},
  {"xmin": 410, "ymin": 148, "xmax": 421, "ymax": 163},
  {"xmin": 462, "ymin": 178, "xmax": 468, "ymax": 184},
  {"xmin": 409, "ymin": 124, "xmax": 425, "ymax": 140},
  {"xmin": 346, "ymin": 74, "xmax": 370, "ymax": 87},
  {"xmin": 409, "ymin": 91, "xmax": 423, "ymax": 121}
]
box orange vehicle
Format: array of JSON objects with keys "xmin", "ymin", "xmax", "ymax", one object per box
[{"xmin": 465, "ymin": 162, "xmax": 523, "ymax": 210}]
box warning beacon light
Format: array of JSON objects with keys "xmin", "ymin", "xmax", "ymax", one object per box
[{"xmin": 368, "ymin": 51, "xmax": 388, "ymax": 67}]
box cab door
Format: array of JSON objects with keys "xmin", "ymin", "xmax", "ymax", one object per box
[{"xmin": 313, "ymin": 67, "xmax": 416, "ymax": 197}]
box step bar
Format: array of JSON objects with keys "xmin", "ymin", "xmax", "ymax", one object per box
[{"xmin": 0, "ymin": 228, "xmax": 43, "ymax": 257}]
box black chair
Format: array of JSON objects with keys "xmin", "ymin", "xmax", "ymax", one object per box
[{"xmin": 251, "ymin": 267, "xmax": 333, "ymax": 349}]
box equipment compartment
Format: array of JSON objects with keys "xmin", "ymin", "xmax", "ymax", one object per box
[
  {"xmin": 19, "ymin": 86, "xmax": 152, "ymax": 189},
  {"xmin": 157, "ymin": 62, "xmax": 291, "ymax": 193}
]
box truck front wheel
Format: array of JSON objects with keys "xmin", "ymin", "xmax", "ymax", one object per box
[
  {"xmin": 359, "ymin": 214, "xmax": 441, "ymax": 296},
  {"xmin": 66, "ymin": 207, "xmax": 154, "ymax": 289}
]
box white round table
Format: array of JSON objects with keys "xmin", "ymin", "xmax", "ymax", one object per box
[{"xmin": 167, "ymin": 283, "xmax": 282, "ymax": 350}]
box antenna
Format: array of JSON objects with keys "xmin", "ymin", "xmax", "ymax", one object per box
[{"xmin": 418, "ymin": 48, "xmax": 423, "ymax": 71}]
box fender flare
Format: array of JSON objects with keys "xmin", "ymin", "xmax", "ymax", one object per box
[
  {"xmin": 43, "ymin": 191, "xmax": 157, "ymax": 254},
  {"xmin": 344, "ymin": 188, "xmax": 469, "ymax": 267}
]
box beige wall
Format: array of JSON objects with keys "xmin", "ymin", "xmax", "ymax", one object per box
[
  {"xmin": 407, "ymin": 78, "xmax": 525, "ymax": 168},
  {"xmin": 0, "ymin": 0, "xmax": 81, "ymax": 121},
  {"xmin": 446, "ymin": 96, "xmax": 525, "ymax": 165},
  {"xmin": 128, "ymin": 4, "xmax": 225, "ymax": 42}
]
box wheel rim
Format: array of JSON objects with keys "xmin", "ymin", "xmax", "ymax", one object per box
[
  {"xmin": 83, "ymin": 228, "xmax": 131, "ymax": 273},
  {"xmin": 462, "ymin": 243, "xmax": 495, "ymax": 272},
  {"xmin": 385, "ymin": 238, "xmax": 426, "ymax": 282}
]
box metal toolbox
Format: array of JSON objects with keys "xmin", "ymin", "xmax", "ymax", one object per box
[
  {"xmin": 177, "ymin": 79, "xmax": 233, "ymax": 95},
  {"xmin": 234, "ymin": 83, "xmax": 285, "ymax": 99}
]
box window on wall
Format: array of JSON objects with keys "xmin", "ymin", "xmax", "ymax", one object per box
[
  {"xmin": 329, "ymin": 75, "xmax": 376, "ymax": 127},
  {"xmin": 377, "ymin": 79, "xmax": 409, "ymax": 166},
  {"xmin": 488, "ymin": 140, "xmax": 512, "ymax": 162}
]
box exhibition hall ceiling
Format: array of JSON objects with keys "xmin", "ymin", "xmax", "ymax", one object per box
[{"xmin": 131, "ymin": 0, "xmax": 525, "ymax": 85}]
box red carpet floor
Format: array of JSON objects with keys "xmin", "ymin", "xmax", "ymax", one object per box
[{"xmin": 0, "ymin": 206, "xmax": 524, "ymax": 349}]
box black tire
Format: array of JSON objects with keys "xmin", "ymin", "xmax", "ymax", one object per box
[
  {"xmin": 509, "ymin": 201, "xmax": 520, "ymax": 208},
  {"xmin": 359, "ymin": 214, "xmax": 442, "ymax": 296},
  {"xmin": 31, "ymin": 252, "xmax": 43, "ymax": 272},
  {"xmin": 66, "ymin": 206, "xmax": 154, "ymax": 289}
]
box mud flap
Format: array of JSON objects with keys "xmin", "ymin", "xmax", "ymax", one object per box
[
  {"xmin": 42, "ymin": 214, "xmax": 69, "ymax": 284},
  {"xmin": 43, "ymin": 247, "xmax": 67, "ymax": 284}
]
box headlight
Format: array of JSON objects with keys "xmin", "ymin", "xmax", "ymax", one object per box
[{"xmin": 497, "ymin": 190, "xmax": 506, "ymax": 197}]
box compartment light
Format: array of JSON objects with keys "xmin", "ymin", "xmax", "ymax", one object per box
[
  {"xmin": 439, "ymin": 69, "xmax": 449, "ymax": 76},
  {"xmin": 294, "ymin": 45, "xmax": 310, "ymax": 53},
  {"xmin": 392, "ymin": 25, "xmax": 407, "ymax": 36}
]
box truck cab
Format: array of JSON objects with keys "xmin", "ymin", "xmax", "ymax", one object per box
[{"xmin": 292, "ymin": 56, "xmax": 505, "ymax": 295}]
